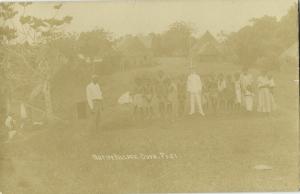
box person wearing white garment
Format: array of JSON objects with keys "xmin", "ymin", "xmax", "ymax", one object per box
[
  {"xmin": 86, "ymin": 75, "xmax": 103, "ymax": 130},
  {"xmin": 267, "ymin": 73, "xmax": 277, "ymax": 111},
  {"xmin": 257, "ymin": 70, "xmax": 276, "ymax": 114},
  {"xmin": 20, "ymin": 102, "xmax": 28, "ymax": 129},
  {"xmin": 240, "ymin": 67, "xmax": 254, "ymax": 112},
  {"xmin": 187, "ymin": 67, "xmax": 205, "ymax": 116},
  {"xmin": 5, "ymin": 113, "xmax": 17, "ymax": 142},
  {"xmin": 233, "ymin": 73, "xmax": 242, "ymax": 111}
]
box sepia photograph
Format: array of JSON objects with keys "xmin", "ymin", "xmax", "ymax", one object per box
[{"xmin": 0, "ymin": 0, "xmax": 299, "ymax": 193}]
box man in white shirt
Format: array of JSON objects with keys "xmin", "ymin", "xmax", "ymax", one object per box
[
  {"xmin": 187, "ymin": 67, "xmax": 205, "ymax": 116},
  {"xmin": 86, "ymin": 75, "xmax": 103, "ymax": 130},
  {"xmin": 5, "ymin": 113, "xmax": 17, "ymax": 142}
]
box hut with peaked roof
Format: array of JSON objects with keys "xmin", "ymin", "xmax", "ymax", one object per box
[
  {"xmin": 279, "ymin": 42, "xmax": 299, "ymax": 70},
  {"xmin": 116, "ymin": 35, "xmax": 153, "ymax": 71},
  {"xmin": 198, "ymin": 30, "xmax": 218, "ymax": 46},
  {"xmin": 191, "ymin": 31, "xmax": 221, "ymax": 62},
  {"xmin": 278, "ymin": 42, "xmax": 299, "ymax": 72}
]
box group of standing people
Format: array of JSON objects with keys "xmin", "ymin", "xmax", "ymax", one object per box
[
  {"xmin": 0, "ymin": 66, "xmax": 277, "ymax": 140},
  {"xmin": 203, "ymin": 67, "xmax": 276, "ymax": 115},
  {"xmin": 129, "ymin": 67, "xmax": 277, "ymax": 122},
  {"xmin": 130, "ymin": 70, "xmax": 188, "ymax": 121},
  {"xmin": 234, "ymin": 67, "xmax": 276, "ymax": 114},
  {"xmin": 86, "ymin": 66, "xmax": 277, "ymax": 129}
]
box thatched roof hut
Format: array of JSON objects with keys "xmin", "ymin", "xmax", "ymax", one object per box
[
  {"xmin": 116, "ymin": 35, "xmax": 153, "ymax": 71},
  {"xmin": 279, "ymin": 42, "xmax": 299, "ymax": 71},
  {"xmin": 191, "ymin": 31, "xmax": 221, "ymax": 62}
]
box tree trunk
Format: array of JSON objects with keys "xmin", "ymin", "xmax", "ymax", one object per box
[
  {"xmin": 0, "ymin": 89, "xmax": 7, "ymax": 126},
  {"xmin": 43, "ymin": 80, "xmax": 53, "ymax": 120},
  {"xmin": 5, "ymin": 82, "xmax": 12, "ymax": 115}
]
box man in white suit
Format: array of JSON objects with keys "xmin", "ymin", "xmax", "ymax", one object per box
[{"xmin": 187, "ymin": 67, "xmax": 205, "ymax": 116}]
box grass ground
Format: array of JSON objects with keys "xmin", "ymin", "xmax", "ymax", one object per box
[{"xmin": 0, "ymin": 58, "xmax": 299, "ymax": 193}]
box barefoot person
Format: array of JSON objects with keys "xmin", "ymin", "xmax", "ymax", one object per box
[
  {"xmin": 143, "ymin": 79, "xmax": 155, "ymax": 120},
  {"xmin": 177, "ymin": 75, "xmax": 187, "ymax": 117},
  {"xmin": 233, "ymin": 73, "xmax": 242, "ymax": 112},
  {"xmin": 155, "ymin": 70, "xmax": 167, "ymax": 119},
  {"xmin": 217, "ymin": 73, "xmax": 227, "ymax": 112},
  {"xmin": 187, "ymin": 67, "xmax": 205, "ymax": 116},
  {"xmin": 267, "ymin": 73, "xmax": 277, "ymax": 111},
  {"xmin": 86, "ymin": 74, "xmax": 103, "ymax": 130},
  {"xmin": 132, "ymin": 77, "xmax": 144, "ymax": 121},
  {"xmin": 208, "ymin": 74, "xmax": 219, "ymax": 115},
  {"xmin": 224, "ymin": 74, "xmax": 235, "ymax": 112},
  {"xmin": 167, "ymin": 77, "xmax": 178, "ymax": 121}
]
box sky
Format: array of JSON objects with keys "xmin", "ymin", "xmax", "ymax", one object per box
[{"xmin": 15, "ymin": 0, "xmax": 297, "ymax": 38}]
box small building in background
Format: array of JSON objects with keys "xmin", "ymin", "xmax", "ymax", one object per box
[
  {"xmin": 279, "ymin": 42, "xmax": 299, "ymax": 72},
  {"xmin": 191, "ymin": 31, "xmax": 222, "ymax": 62},
  {"xmin": 116, "ymin": 35, "xmax": 154, "ymax": 71}
]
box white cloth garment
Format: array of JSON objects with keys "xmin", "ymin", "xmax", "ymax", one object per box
[
  {"xmin": 269, "ymin": 78, "xmax": 277, "ymax": 110},
  {"xmin": 240, "ymin": 73, "xmax": 253, "ymax": 92},
  {"xmin": 187, "ymin": 73, "xmax": 204, "ymax": 115},
  {"xmin": 269, "ymin": 78, "xmax": 275, "ymax": 87},
  {"xmin": 4, "ymin": 116, "xmax": 17, "ymax": 142},
  {"xmin": 86, "ymin": 82, "xmax": 103, "ymax": 110},
  {"xmin": 118, "ymin": 92, "xmax": 133, "ymax": 105},
  {"xmin": 20, "ymin": 103, "xmax": 27, "ymax": 119},
  {"xmin": 234, "ymin": 80, "xmax": 242, "ymax": 104},
  {"xmin": 187, "ymin": 73, "xmax": 203, "ymax": 93},
  {"xmin": 257, "ymin": 76, "xmax": 276, "ymax": 113},
  {"xmin": 5, "ymin": 116, "xmax": 14, "ymax": 129},
  {"xmin": 218, "ymin": 79, "xmax": 227, "ymax": 92},
  {"xmin": 240, "ymin": 73, "xmax": 254, "ymax": 110},
  {"xmin": 244, "ymin": 91, "xmax": 254, "ymax": 111},
  {"xmin": 240, "ymin": 73, "xmax": 253, "ymax": 91},
  {"xmin": 189, "ymin": 93, "xmax": 205, "ymax": 115}
]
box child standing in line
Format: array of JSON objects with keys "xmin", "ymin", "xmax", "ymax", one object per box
[
  {"xmin": 144, "ymin": 80, "xmax": 155, "ymax": 120},
  {"xmin": 201, "ymin": 76, "xmax": 210, "ymax": 112},
  {"xmin": 267, "ymin": 73, "xmax": 277, "ymax": 111},
  {"xmin": 234, "ymin": 73, "xmax": 242, "ymax": 112},
  {"xmin": 155, "ymin": 71, "xmax": 167, "ymax": 119},
  {"xmin": 244, "ymin": 84, "xmax": 255, "ymax": 114},
  {"xmin": 177, "ymin": 75, "xmax": 187, "ymax": 117},
  {"xmin": 217, "ymin": 73, "xmax": 227, "ymax": 112},
  {"xmin": 132, "ymin": 77, "xmax": 145, "ymax": 121},
  {"xmin": 167, "ymin": 77, "xmax": 178, "ymax": 122},
  {"xmin": 224, "ymin": 74, "xmax": 235, "ymax": 112},
  {"xmin": 208, "ymin": 74, "xmax": 219, "ymax": 115},
  {"xmin": 164, "ymin": 78, "xmax": 171, "ymax": 120}
]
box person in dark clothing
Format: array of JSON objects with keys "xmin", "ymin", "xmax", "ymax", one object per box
[{"xmin": 177, "ymin": 75, "xmax": 187, "ymax": 117}]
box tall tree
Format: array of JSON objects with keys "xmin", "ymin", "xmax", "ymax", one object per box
[
  {"xmin": 78, "ymin": 29, "xmax": 114, "ymax": 74},
  {"xmin": 276, "ymin": 2, "xmax": 298, "ymax": 49},
  {"xmin": 224, "ymin": 3, "xmax": 298, "ymax": 70},
  {"xmin": 0, "ymin": 3, "xmax": 19, "ymax": 116},
  {"xmin": 2, "ymin": 3, "xmax": 73, "ymax": 120},
  {"xmin": 161, "ymin": 21, "xmax": 194, "ymax": 57}
]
